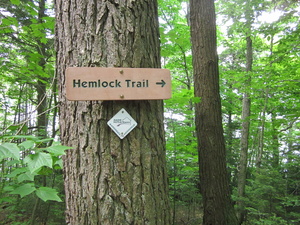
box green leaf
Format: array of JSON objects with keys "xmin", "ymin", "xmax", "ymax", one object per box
[
  {"xmin": 17, "ymin": 171, "xmax": 36, "ymax": 183},
  {"xmin": 37, "ymin": 166, "xmax": 53, "ymax": 175},
  {"xmin": 36, "ymin": 138, "xmax": 54, "ymax": 144},
  {"xmin": 10, "ymin": 0, "xmax": 20, "ymax": 5},
  {"xmin": 10, "ymin": 183, "xmax": 36, "ymax": 198},
  {"xmin": 19, "ymin": 140, "xmax": 35, "ymax": 150},
  {"xmin": 54, "ymin": 158, "xmax": 63, "ymax": 169},
  {"xmin": 0, "ymin": 143, "xmax": 20, "ymax": 160},
  {"xmin": 5, "ymin": 135, "xmax": 39, "ymax": 141},
  {"xmin": 0, "ymin": 196, "xmax": 14, "ymax": 204},
  {"xmin": 36, "ymin": 187, "xmax": 62, "ymax": 202},
  {"xmin": 6, "ymin": 160, "xmax": 20, "ymax": 166},
  {"xmin": 24, "ymin": 152, "xmax": 53, "ymax": 173},
  {"xmin": 3, "ymin": 185, "xmax": 14, "ymax": 192},
  {"xmin": 5, "ymin": 167, "xmax": 27, "ymax": 178},
  {"xmin": 46, "ymin": 145, "xmax": 72, "ymax": 156},
  {"xmin": 191, "ymin": 97, "xmax": 201, "ymax": 103}
]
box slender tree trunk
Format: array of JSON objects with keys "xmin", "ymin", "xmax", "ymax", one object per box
[
  {"xmin": 236, "ymin": 91, "xmax": 250, "ymax": 224},
  {"xmin": 190, "ymin": 0, "xmax": 238, "ymax": 224},
  {"xmin": 30, "ymin": 1, "xmax": 49, "ymax": 223},
  {"xmin": 269, "ymin": 36, "xmax": 280, "ymax": 169},
  {"xmin": 55, "ymin": 1, "xmax": 170, "ymax": 224},
  {"xmin": 256, "ymin": 88, "xmax": 268, "ymax": 168},
  {"xmin": 2, "ymin": 90, "xmax": 8, "ymax": 130},
  {"xmin": 225, "ymin": 83, "xmax": 237, "ymax": 185},
  {"xmin": 36, "ymin": 0, "xmax": 48, "ymax": 138},
  {"xmin": 271, "ymin": 113, "xmax": 280, "ymax": 168},
  {"xmin": 236, "ymin": 33, "xmax": 252, "ymax": 224},
  {"xmin": 256, "ymin": 33, "xmax": 274, "ymax": 169}
]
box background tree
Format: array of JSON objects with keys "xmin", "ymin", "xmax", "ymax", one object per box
[
  {"xmin": 0, "ymin": 1, "xmax": 63, "ymax": 224},
  {"xmin": 159, "ymin": 0, "xmax": 202, "ymax": 223},
  {"xmin": 55, "ymin": 0, "xmax": 170, "ymax": 224},
  {"xmin": 235, "ymin": 1, "xmax": 255, "ymax": 222},
  {"xmin": 189, "ymin": 0, "xmax": 238, "ymax": 224},
  {"xmin": 218, "ymin": 0, "xmax": 300, "ymax": 223}
]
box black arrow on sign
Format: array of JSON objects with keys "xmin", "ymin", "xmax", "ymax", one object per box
[{"xmin": 156, "ymin": 80, "xmax": 166, "ymax": 87}]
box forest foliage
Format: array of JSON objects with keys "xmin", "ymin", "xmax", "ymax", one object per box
[{"xmin": 0, "ymin": 0, "xmax": 299, "ymax": 224}]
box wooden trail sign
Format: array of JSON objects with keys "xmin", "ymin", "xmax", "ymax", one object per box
[{"xmin": 66, "ymin": 67, "xmax": 172, "ymax": 100}]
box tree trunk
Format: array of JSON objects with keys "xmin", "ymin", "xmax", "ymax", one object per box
[
  {"xmin": 236, "ymin": 34, "xmax": 252, "ymax": 224},
  {"xmin": 256, "ymin": 88, "xmax": 268, "ymax": 168},
  {"xmin": 36, "ymin": 0, "xmax": 48, "ymax": 138},
  {"xmin": 189, "ymin": 0, "xmax": 238, "ymax": 224},
  {"xmin": 271, "ymin": 113, "xmax": 280, "ymax": 168},
  {"xmin": 55, "ymin": 0, "xmax": 170, "ymax": 224},
  {"xmin": 236, "ymin": 92, "xmax": 250, "ymax": 224},
  {"xmin": 31, "ymin": 1, "xmax": 48, "ymax": 223}
]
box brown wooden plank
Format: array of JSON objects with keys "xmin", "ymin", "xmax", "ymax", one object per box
[{"xmin": 65, "ymin": 67, "xmax": 172, "ymax": 100}]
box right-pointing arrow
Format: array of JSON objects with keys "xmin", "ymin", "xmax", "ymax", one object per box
[{"xmin": 156, "ymin": 80, "xmax": 166, "ymax": 87}]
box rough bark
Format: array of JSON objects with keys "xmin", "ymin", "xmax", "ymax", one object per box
[
  {"xmin": 55, "ymin": 1, "xmax": 170, "ymax": 224},
  {"xmin": 189, "ymin": 0, "xmax": 238, "ymax": 224}
]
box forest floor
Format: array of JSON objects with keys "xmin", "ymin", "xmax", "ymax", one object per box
[
  {"xmin": 0, "ymin": 201, "xmax": 203, "ymax": 225},
  {"xmin": 173, "ymin": 204, "xmax": 203, "ymax": 225}
]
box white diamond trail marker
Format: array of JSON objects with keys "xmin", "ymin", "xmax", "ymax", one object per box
[{"xmin": 107, "ymin": 108, "xmax": 137, "ymax": 139}]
